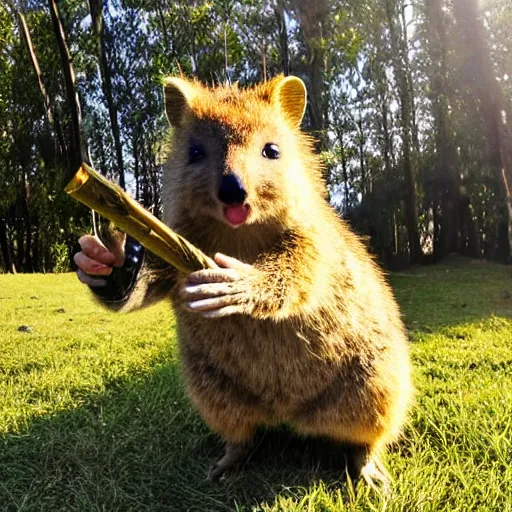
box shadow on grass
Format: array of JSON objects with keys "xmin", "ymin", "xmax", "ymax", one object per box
[{"xmin": 0, "ymin": 359, "xmax": 363, "ymax": 512}]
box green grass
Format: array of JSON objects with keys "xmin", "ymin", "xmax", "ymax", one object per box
[{"xmin": 1, "ymin": 257, "xmax": 512, "ymax": 511}]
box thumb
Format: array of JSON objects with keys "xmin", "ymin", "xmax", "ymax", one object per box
[
  {"xmin": 214, "ymin": 253, "xmax": 253, "ymax": 272},
  {"xmin": 101, "ymin": 228, "xmax": 127, "ymax": 267}
]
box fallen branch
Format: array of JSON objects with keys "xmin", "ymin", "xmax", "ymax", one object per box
[{"xmin": 65, "ymin": 163, "xmax": 215, "ymax": 273}]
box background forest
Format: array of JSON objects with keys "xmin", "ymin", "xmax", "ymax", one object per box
[{"xmin": 1, "ymin": 0, "xmax": 512, "ymax": 273}]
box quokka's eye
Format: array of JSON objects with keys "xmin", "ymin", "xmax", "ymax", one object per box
[
  {"xmin": 262, "ymin": 143, "xmax": 280, "ymax": 159},
  {"xmin": 188, "ymin": 143, "xmax": 206, "ymax": 164}
]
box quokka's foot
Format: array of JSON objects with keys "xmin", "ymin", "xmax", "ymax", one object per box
[
  {"xmin": 207, "ymin": 441, "xmax": 253, "ymax": 481},
  {"xmin": 359, "ymin": 456, "xmax": 391, "ymax": 494},
  {"xmin": 349, "ymin": 445, "xmax": 391, "ymax": 494}
]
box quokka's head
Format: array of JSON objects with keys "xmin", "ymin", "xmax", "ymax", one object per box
[{"xmin": 162, "ymin": 75, "xmax": 316, "ymax": 229}]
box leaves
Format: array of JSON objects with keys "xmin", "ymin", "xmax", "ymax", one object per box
[{"xmin": 1, "ymin": 0, "xmax": 512, "ymax": 272}]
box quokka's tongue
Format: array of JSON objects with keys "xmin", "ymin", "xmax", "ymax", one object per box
[{"xmin": 224, "ymin": 204, "xmax": 249, "ymax": 226}]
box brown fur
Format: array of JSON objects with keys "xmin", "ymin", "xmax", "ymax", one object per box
[{"xmin": 97, "ymin": 75, "xmax": 413, "ymax": 482}]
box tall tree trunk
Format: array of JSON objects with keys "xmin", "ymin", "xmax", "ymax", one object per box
[
  {"xmin": 306, "ymin": 43, "xmax": 326, "ymax": 151},
  {"xmin": 379, "ymin": 88, "xmax": 393, "ymax": 180},
  {"xmin": 32, "ymin": 219, "xmax": 40, "ymax": 273},
  {"xmin": 133, "ymin": 128, "xmax": 140, "ymax": 202},
  {"xmin": 47, "ymin": 0, "xmax": 84, "ymax": 175},
  {"xmin": 274, "ymin": 0, "xmax": 290, "ymax": 76},
  {"xmin": 15, "ymin": 199, "xmax": 25, "ymax": 271},
  {"xmin": 334, "ymin": 125, "xmax": 349, "ymax": 214},
  {"xmin": 89, "ymin": 0, "xmax": 125, "ymax": 190},
  {"xmin": 459, "ymin": 193, "xmax": 481, "ymax": 257},
  {"xmin": 22, "ymin": 178, "xmax": 33, "ymax": 272},
  {"xmin": 291, "ymin": 0, "xmax": 329, "ymax": 153},
  {"xmin": 91, "ymin": 117, "xmax": 108, "ymax": 177},
  {"xmin": 357, "ymin": 108, "xmax": 366, "ymax": 196},
  {"xmin": 8, "ymin": 1, "xmax": 67, "ymax": 160},
  {"xmin": 156, "ymin": 0, "xmax": 170, "ymax": 51},
  {"xmin": 376, "ymin": 56, "xmax": 398, "ymax": 262},
  {"xmin": 452, "ymin": 0, "xmax": 512, "ymax": 260},
  {"xmin": 425, "ymin": 0, "xmax": 463, "ymax": 259},
  {"xmin": 384, "ymin": 0, "xmax": 422, "ymax": 264},
  {"xmin": 141, "ymin": 141, "xmax": 149, "ymax": 209},
  {"xmin": 261, "ymin": 43, "xmax": 267, "ymax": 82},
  {"xmin": 400, "ymin": 0, "xmax": 420, "ymax": 153},
  {"xmin": 432, "ymin": 203, "xmax": 440, "ymax": 260},
  {"xmin": 0, "ymin": 218, "xmax": 16, "ymax": 274},
  {"xmin": 151, "ymin": 155, "xmax": 161, "ymax": 215}
]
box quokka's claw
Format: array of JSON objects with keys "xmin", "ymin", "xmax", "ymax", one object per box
[{"xmin": 359, "ymin": 457, "xmax": 391, "ymax": 495}]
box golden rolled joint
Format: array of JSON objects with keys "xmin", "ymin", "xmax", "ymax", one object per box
[{"xmin": 65, "ymin": 163, "xmax": 215, "ymax": 273}]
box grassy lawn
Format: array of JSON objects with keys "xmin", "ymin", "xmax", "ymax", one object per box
[{"xmin": 1, "ymin": 257, "xmax": 512, "ymax": 511}]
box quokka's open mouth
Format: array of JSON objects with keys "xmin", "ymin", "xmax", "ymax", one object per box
[{"xmin": 223, "ymin": 203, "xmax": 250, "ymax": 226}]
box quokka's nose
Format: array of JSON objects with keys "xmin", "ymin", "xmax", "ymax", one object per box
[{"xmin": 218, "ymin": 174, "xmax": 247, "ymax": 204}]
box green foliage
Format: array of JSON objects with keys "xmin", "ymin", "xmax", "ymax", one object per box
[
  {"xmin": 1, "ymin": 0, "xmax": 512, "ymax": 272},
  {"xmin": 49, "ymin": 240, "xmax": 70, "ymax": 273},
  {"xmin": 1, "ymin": 260, "xmax": 512, "ymax": 509}
]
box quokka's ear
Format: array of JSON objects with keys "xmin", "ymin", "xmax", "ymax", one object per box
[
  {"xmin": 268, "ymin": 75, "xmax": 307, "ymax": 127},
  {"xmin": 163, "ymin": 77, "xmax": 196, "ymax": 127}
]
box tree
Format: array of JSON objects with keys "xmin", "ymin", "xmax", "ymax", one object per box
[
  {"xmin": 2, "ymin": 0, "xmax": 512, "ymax": 273},
  {"xmin": 452, "ymin": 0, "xmax": 512, "ymax": 260},
  {"xmin": 384, "ymin": 0, "xmax": 422, "ymax": 263},
  {"xmin": 290, "ymin": 0, "xmax": 330, "ymax": 152},
  {"xmin": 88, "ymin": 0, "xmax": 125, "ymax": 189}
]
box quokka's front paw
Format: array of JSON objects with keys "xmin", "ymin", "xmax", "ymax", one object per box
[{"xmin": 180, "ymin": 253, "xmax": 259, "ymax": 318}]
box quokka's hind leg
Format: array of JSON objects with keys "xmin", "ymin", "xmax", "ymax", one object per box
[
  {"xmin": 200, "ymin": 410, "xmax": 259, "ymax": 481},
  {"xmin": 207, "ymin": 440, "xmax": 255, "ymax": 481},
  {"xmin": 349, "ymin": 444, "xmax": 391, "ymax": 493},
  {"xmin": 294, "ymin": 419, "xmax": 391, "ymax": 492},
  {"xmin": 207, "ymin": 422, "xmax": 256, "ymax": 481}
]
